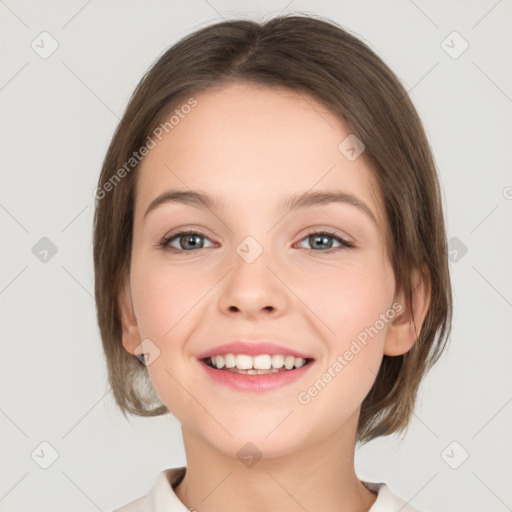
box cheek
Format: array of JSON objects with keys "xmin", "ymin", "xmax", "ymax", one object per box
[
  {"xmin": 295, "ymin": 259, "xmax": 395, "ymax": 399},
  {"xmin": 298, "ymin": 258, "xmax": 395, "ymax": 347},
  {"xmin": 131, "ymin": 261, "xmax": 208, "ymax": 341},
  {"xmin": 294, "ymin": 273, "xmax": 394, "ymax": 428},
  {"xmin": 130, "ymin": 262, "xmax": 212, "ymax": 417}
]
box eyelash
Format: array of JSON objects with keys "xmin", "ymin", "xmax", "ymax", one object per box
[{"xmin": 158, "ymin": 229, "xmax": 354, "ymax": 255}]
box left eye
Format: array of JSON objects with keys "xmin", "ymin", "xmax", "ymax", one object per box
[{"xmin": 296, "ymin": 231, "xmax": 354, "ymax": 252}]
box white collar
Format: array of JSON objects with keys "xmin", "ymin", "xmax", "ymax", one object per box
[{"xmin": 115, "ymin": 467, "xmax": 423, "ymax": 512}]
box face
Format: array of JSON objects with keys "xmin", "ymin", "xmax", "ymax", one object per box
[{"xmin": 121, "ymin": 82, "xmax": 408, "ymax": 458}]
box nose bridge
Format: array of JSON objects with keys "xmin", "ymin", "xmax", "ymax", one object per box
[{"xmin": 218, "ymin": 231, "xmax": 288, "ymax": 316}]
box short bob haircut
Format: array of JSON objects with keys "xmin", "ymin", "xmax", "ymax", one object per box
[{"xmin": 93, "ymin": 13, "xmax": 452, "ymax": 444}]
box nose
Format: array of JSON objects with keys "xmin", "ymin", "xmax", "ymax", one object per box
[{"xmin": 217, "ymin": 244, "xmax": 290, "ymax": 320}]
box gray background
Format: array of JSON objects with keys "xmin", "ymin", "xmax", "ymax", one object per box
[{"xmin": 1, "ymin": 0, "xmax": 511, "ymax": 511}]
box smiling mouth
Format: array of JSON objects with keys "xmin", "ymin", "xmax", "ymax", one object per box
[{"xmin": 201, "ymin": 354, "xmax": 314, "ymax": 375}]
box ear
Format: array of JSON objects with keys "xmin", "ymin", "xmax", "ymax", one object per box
[
  {"xmin": 118, "ymin": 277, "xmax": 142, "ymax": 356},
  {"xmin": 384, "ymin": 266, "xmax": 431, "ymax": 356}
]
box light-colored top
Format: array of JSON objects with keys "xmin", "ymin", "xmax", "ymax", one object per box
[{"xmin": 112, "ymin": 467, "xmax": 424, "ymax": 512}]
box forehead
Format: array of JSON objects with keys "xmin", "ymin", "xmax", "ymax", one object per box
[{"xmin": 135, "ymin": 82, "xmax": 383, "ymax": 223}]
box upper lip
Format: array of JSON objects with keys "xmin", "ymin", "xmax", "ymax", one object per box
[{"xmin": 196, "ymin": 340, "xmax": 314, "ymax": 360}]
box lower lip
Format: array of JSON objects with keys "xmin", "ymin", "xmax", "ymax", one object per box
[{"xmin": 198, "ymin": 359, "xmax": 314, "ymax": 393}]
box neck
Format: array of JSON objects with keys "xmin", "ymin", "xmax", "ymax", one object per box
[{"xmin": 174, "ymin": 413, "xmax": 377, "ymax": 512}]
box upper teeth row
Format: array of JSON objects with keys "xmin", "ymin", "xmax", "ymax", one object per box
[{"xmin": 209, "ymin": 354, "xmax": 307, "ymax": 370}]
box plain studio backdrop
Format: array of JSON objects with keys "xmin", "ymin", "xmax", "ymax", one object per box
[{"xmin": 0, "ymin": 1, "xmax": 511, "ymax": 511}]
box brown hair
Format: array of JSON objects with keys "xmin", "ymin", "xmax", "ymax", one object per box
[{"xmin": 93, "ymin": 13, "xmax": 452, "ymax": 443}]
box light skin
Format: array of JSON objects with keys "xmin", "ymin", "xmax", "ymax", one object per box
[{"xmin": 119, "ymin": 82, "xmax": 430, "ymax": 512}]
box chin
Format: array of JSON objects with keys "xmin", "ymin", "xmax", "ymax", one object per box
[{"xmin": 200, "ymin": 417, "xmax": 310, "ymax": 461}]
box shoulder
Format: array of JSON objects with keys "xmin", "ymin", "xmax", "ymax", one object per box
[
  {"xmin": 364, "ymin": 481, "xmax": 429, "ymax": 512},
  {"xmin": 111, "ymin": 495, "xmax": 146, "ymax": 512},
  {"xmin": 110, "ymin": 467, "xmax": 188, "ymax": 512}
]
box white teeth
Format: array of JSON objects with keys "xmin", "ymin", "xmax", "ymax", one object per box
[
  {"xmin": 284, "ymin": 355, "xmax": 295, "ymax": 370},
  {"xmin": 235, "ymin": 354, "xmax": 253, "ymax": 370},
  {"xmin": 271, "ymin": 354, "xmax": 284, "ymax": 369},
  {"xmin": 253, "ymin": 355, "xmax": 272, "ymax": 370},
  {"xmin": 294, "ymin": 358, "xmax": 306, "ymax": 368},
  {"xmin": 224, "ymin": 353, "xmax": 236, "ymax": 368},
  {"xmin": 207, "ymin": 353, "xmax": 310, "ymax": 371}
]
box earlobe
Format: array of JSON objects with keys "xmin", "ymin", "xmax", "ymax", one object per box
[
  {"xmin": 118, "ymin": 278, "xmax": 141, "ymax": 355},
  {"xmin": 384, "ymin": 267, "xmax": 431, "ymax": 356}
]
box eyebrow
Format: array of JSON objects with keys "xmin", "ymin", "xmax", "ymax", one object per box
[{"xmin": 143, "ymin": 189, "xmax": 377, "ymax": 225}]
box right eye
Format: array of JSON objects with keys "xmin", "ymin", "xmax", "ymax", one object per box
[{"xmin": 159, "ymin": 230, "xmax": 215, "ymax": 252}]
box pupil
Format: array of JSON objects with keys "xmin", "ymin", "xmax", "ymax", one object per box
[
  {"xmin": 182, "ymin": 234, "xmax": 201, "ymax": 250},
  {"xmin": 311, "ymin": 234, "xmax": 332, "ymax": 249}
]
